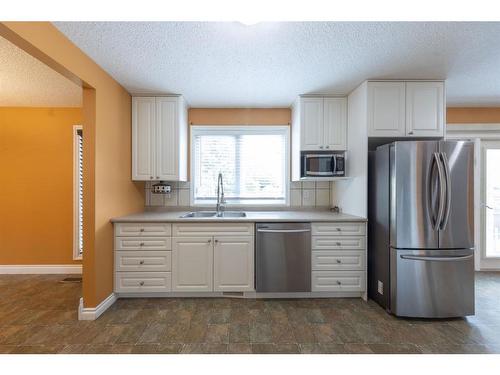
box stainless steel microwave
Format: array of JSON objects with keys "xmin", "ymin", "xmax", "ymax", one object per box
[{"xmin": 300, "ymin": 151, "xmax": 345, "ymax": 178}]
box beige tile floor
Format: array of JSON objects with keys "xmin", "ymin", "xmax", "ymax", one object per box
[{"xmin": 1, "ymin": 272, "xmax": 500, "ymax": 354}]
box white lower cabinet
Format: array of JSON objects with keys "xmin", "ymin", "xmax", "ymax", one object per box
[
  {"xmin": 311, "ymin": 221, "xmax": 367, "ymax": 295},
  {"xmin": 172, "ymin": 237, "xmax": 213, "ymax": 292},
  {"xmin": 312, "ymin": 250, "xmax": 365, "ymax": 271},
  {"xmin": 115, "ymin": 272, "xmax": 172, "ymax": 293},
  {"xmin": 213, "ymin": 236, "xmax": 254, "ymax": 292},
  {"xmin": 312, "ymin": 271, "xmax": 366, "ymax": 292},
  {"xmin": 115, "ymin": 251, "xmax": 171, "ymax": 272}
]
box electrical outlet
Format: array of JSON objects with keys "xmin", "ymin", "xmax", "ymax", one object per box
[{"xmin": 377, "ymin": 280, "xmax": 384, "ymax": 295}]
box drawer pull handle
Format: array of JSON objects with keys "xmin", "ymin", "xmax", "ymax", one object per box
[
  {"xmin": 139, "ymin": 260, "xmax": 144, "ymax": 265},
  {"xmin": 139, "ymin": 281, "xmax": 144, "ymax": 286},
  {"xmin": 336, "ymin": 259, "xmax": 341, "ymax": 264},
  {"xmin": 336, "ymin": 280, "xmax": 342, "ymax": 285},
  {"xmin": 336, "ymin": 242, "xmax": 341, "ymax": 246}
]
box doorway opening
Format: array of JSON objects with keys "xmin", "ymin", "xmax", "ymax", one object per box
[{"xmin": 481, "ymin": 140, "xmax": 500, "ymax": 269}]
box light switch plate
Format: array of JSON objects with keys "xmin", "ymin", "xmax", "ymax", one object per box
[{"xmin": 377, "ymin": 280, "xmax": 384, "ymax": 295}]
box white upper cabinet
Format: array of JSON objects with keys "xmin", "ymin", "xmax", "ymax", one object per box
[
  {"xmin": 294, "ymin": 96, "xmax": 347, "ymax": 151},
  {"xmin": 132, "ymin": 96, "xmax": 187, "ymax": 181},
  {"xmin": 366, "ymin": 81, "xmax": 445, "ymax": 138},
  {"xmin": 132, "ymin": 97, "xmax": 156, "ymax": 180},
  {"xmin": 323, "ymin": 98, "xmax": 347, "ymax": 150},
  {"xmin": 405, "ymin": 82, "xmax": 444, "ymax": 137},
  {"xmin": 367, "ymin": 82, "xmax": 406, "ymax": 137},
  {"xmin": 301, "ymin": 97, "xmax": 324, "ymax": 150}
]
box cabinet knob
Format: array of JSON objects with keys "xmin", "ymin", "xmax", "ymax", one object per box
[
  {"xmin": 150, "ymin": 176, "xmax": 153, "ymax": 179},
  {"xmin": 214, "ymin": 239, "xmax": 218, "ymax": 244},
  {"xmin": 140, "ymin": 228, "xmax": 145, "ymax": 232},
  {"xmin": 208, "ymin": 239, "xmax": 212, "ymax": 244},
  {"xmin": 140, "ymin": 242, "xmax": 144, "ymax": 246},
  {"xmin": 336, "ymin": 280, "xmax": 342, "ymax": 285},
  {"xmin": 336, "ymin": 259, "xmax": 341, "ymax": 264},
  {"xmin": 325, "ymin": 145, "xmax": 330, "ymax": 149},
  {"xmin": 139, "ymin": 260, "xmax": 144, "ymax": 265},
  {"xmin": 408, "ymin": 131, "xmax": 414, "ymax": 135},
  {"xmin": 336, "ymin": 228, "xmax": 341, "ymax": 232},
  {"xmin": 156, "ymin": 176, "xmax": 160, "ymax": 179},
  {"xmin": 336, "ymin": 242, "xmax": 341, "ymax": 246},
  {"xmin": 319, "ymin": 146, "xmax": 324, "ymax": 149},
  {"xmin": 139, "ymin": 281, "xmax": 145, "ymax": 286}
]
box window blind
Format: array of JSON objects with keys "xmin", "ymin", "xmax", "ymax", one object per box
[{"xmin": 192, "ymin": 126, "xmax": 289, "ymax": 205}]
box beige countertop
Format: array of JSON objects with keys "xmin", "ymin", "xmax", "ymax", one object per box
[{"xmin": 110, "ymin": 209, "xmax": 366, "ymax": 223}]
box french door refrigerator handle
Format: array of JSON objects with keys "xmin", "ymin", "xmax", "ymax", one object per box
[
  {"xmin": 439, "ymin": 152, "xmax": 452, "ymax": 230},
  {"xmin": 430, "ymin": 152, "xmax": 445, "ymax": 230},
  {"xmin": 400, "ymin": 254, "xmax": 473, "ymax": 262}
]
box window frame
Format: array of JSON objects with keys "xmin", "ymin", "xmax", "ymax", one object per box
[
  {"xmin": 190, "ymin": 125, "xmax": 290, "ymax": 207},
  {"xmin": 73, "ymin": 125, "xmax": 83, "ymax": 260}
]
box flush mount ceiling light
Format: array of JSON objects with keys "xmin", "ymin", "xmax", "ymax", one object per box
[{"xmin": 237, "ymin": 19, "xmax": 261, "ymax": 26}]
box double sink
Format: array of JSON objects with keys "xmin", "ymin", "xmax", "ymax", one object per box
[{"xmin": 179, "ymin": 211, "xmax": 247, "ymax": 218}]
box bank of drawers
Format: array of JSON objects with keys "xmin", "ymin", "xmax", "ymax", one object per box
[
  {"xmin": 114, "ymin": 223, "xmax": 172, "ymax": 293},
  {"xmin": 311, "ymin": 222, "xmax": 366, "ymax": 292}
]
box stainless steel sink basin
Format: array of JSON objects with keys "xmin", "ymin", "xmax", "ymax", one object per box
[
  {"xmin": 179, "ymin": 211, "xmax": 217, "ymax": 218},
  {"xmin": 179, "ymin": 211, "xmax": 246, "ymax": 218},
  {"xmin": 216, "ymin": 211, "xmax": 247, "ymax": 218}
]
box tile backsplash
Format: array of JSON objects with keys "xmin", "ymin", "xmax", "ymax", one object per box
[{"xmin": 145, "ymin": 181, "xmax": 334, "ymax": 208}]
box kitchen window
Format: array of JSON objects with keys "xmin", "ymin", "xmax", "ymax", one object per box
[{"xmin": 191, "ymin": 126, "xmax": 289, "ymax": 206}]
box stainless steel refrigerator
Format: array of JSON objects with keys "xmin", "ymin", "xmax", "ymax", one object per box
[{"xmin": 368, "ymin": 141, "xmax": 475, "ymax": 318}]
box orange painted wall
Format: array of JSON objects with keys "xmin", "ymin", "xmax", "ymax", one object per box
[
  {"xmin": 447, "ymin": 107, "xmax": 500, "ymax": 124},
  {"xmin": 0, "ymin": 107, "xmax": 82, "ymax": 264},
  {"xmin": 189, "ymin": 108, "xmax": 291, "ymax": 125},
  {"xmin": 0, "ymin": 22, "xmax": 145, "ymax": 308}
]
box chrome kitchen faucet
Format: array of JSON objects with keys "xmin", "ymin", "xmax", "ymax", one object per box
[{"xmin": 216, "ymin": 172, "xmax": 226, "ymax": 216}]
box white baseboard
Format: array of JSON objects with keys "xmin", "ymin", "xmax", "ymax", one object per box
[
  {"xmin": 0, "ymin": 264, "xmax": 82, "ymax": 274},
  {"xmin": 78, "ymin": 293, "xmax": 117, "ymax": 321}
]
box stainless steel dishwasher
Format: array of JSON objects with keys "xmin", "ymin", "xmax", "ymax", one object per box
[{"xmin": 256, "ymin": 222, "xmax": 311, "ymax": 292}]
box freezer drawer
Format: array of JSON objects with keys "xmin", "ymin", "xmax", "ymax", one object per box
[{"xmin": 391, "ymin": 248, "xmax": 474, "ymax": 318}]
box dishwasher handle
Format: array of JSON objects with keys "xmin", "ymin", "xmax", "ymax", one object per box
[{"xmin": 257, "ymin": 229, "xmax": 311, "ymax": 233}]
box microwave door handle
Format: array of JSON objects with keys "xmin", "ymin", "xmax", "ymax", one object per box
[{"xmin": 332, "ymin": 156, "xmax": 336, "ymax": 174}]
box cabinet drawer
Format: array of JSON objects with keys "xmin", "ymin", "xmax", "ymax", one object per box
[
  {"xmin": 312, "ymin": 271, "xmax": 366, "ymax": 292},
  {"xmin": 115, "ymin": 251, "xmax": 171, "ymax": 272},
  {"xmin": 312, "ymin": 236, "xmax": 365, "ymax": 250},
  {"xmin": 115, "ymin": 223, "xmax": 171, "ymax": 237},
  {"xmin": 115, "ymin": 237, "xmax": 171, "ymax": 251},
  {"xmin": 172, "ymin": 223, "xmax": 254, "ymax": 237},
  {"xmin": 312, "ymin": 250, "xmax": 365, "ymax": 271},
  {"xmin": 115, "ymin": 272, "xmax": 172, "ymax": 293},
  {"xmin": 312, "ymin": 222, "xmax": 366, "ymax": 236}
]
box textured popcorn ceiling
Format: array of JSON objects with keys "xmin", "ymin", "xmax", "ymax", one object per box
[
  {"xmin": 54, "ymin": 22, "xmax": 500, "ymax": 107},
  {"xmin": 0, "ymin": 37, "xmax": 81, "ymax": 107}
]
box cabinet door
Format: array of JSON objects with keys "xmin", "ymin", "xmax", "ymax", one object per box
[
  {"xmin": 300, "ymin": 97, "xmax": 324, "ymax": 150},
  {"xmin": 213, "ymin": 236, "xmax": 254, "ymax": 292},
  {"xmin": 323, "ymin": 98, "xmax": 347, "ymax": 150},
  {"xmin": 172, "ymin": 237, "xmax": 213, "ymax": 292},
  {"xmin": 156, "ymin": 97, "xmax": 178, "ymax": 180},
  {"xmin": 132, "ymin": 97, "xmax": 155, "ymax": 180},
  {"xmin": 406, "ymin": 82, "xmax": 444, "ymax": 137},
  {"xmin": 367, "ymin": 82, "xmax": 406, "ymax": 137}
]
